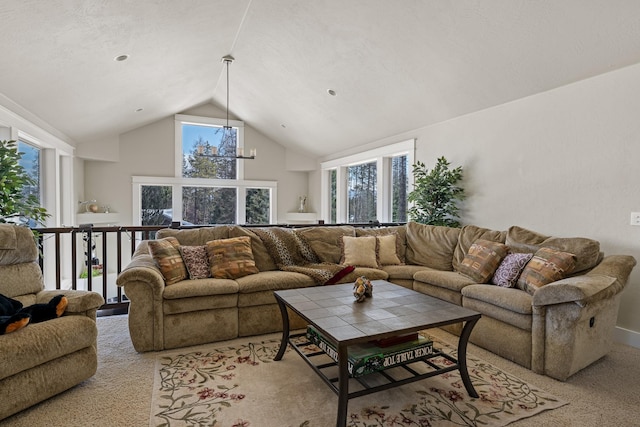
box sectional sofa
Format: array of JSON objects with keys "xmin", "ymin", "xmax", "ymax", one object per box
[{"xmin": 115, "ymin": 222, "xmax": 635, "ymax": 380}]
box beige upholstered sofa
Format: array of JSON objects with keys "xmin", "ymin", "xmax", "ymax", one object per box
[
  {"xmin": 116, "ymin": 222, "xmax": 635, "ymax": 381},
  {"xmin": 0, "ymin": 224, "xmax": 105, "ymax": 420}
]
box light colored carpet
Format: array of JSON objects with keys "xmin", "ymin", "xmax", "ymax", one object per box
[
  {"xmin": 2, "ymin": 315, "xmax": 639, "ymax": 426},
  {"xmin": 149, "ymin": 335, "xmax": 566, "ymax": 426}
]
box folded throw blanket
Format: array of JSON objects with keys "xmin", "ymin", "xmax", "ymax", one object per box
[{"xmin": 252, "ymin": 228, "xmax": 353, "ymax": 285}]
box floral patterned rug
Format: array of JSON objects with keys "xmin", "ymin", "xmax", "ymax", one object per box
[{"xmin": 150, "ymin": 334, "xmax": 567, "ymax": 427}]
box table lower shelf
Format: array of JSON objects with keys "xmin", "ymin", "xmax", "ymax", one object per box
[{"xmin": 288, "ymin": 332, "xmax": 463, "ymax": 400}]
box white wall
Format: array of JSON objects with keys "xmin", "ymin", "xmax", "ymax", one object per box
[
  {"xmin": 315, "ymin": 62, "xmax": 640, "ymax": 338},
  {"xmin": 82, "ymin": 103, "xmax": 309, "ymax": 224}
]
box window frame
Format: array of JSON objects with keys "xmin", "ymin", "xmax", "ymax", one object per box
[
  {"xmin": 132, "ymin": 176, "xmax": 278, "ymax": 225},
  {"xmin": 320, "ymin": 139, "xmax": 414, "ymax": 224},
  {"xmin": 174, "ymin": 114, "xmax": 246, "ymax": 179}
]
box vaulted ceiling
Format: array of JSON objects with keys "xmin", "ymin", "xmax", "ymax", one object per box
[{"xmin": 2, "ymin": 1, "xmax": 640, "ymax": 157}]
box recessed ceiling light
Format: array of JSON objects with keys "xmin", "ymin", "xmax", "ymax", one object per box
[
  {"xmin": 114, "ymin": 54, "xmax": 129, "ymax": 62},
  {"xmin": 327, "ymin": 89, "xmax": 336, "ymax": 96},
  {"xmin": 135, "ymin": 108, "xmax": 143, "ymax": 112},
  {"xmin": 281, "ymin": 124, "xmax": 286, "ymax": 128}
]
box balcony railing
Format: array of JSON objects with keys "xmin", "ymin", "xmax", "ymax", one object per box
[
  {"xmin": 33, "ymin": 221, "xmax": 404, "ymax": 316},
  {"xmin": 34, "ymin": 225, "xmax": 165, "ymax": 316}
]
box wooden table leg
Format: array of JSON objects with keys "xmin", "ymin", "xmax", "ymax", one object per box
[
  {"xmin": 336, "ymin": 343, "xmax": 349, "ymax": 427},
  {"xmin": 274, "ymin": 297, "xmax": 290, "ymax": 361},
  {"xmin": 458, "ymin": 317, "xmax": 479, "ymax": 398}
]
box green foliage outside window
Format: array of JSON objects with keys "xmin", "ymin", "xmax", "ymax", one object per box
[{"xmin": 0, "ymin": 140, "xmax": 49, "ymax": 226}]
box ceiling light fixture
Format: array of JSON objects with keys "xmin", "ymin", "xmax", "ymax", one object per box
[
  {"xmin": 197, "ymin": 55, "xmax": 256, "ymax": 160},
  {"xmin": 114, "ymin": 54, "xmax": 129, "ymax": 62},
  {"xmin": 327, "ymin": 89, "xmax": 337, "ymax": 96}
]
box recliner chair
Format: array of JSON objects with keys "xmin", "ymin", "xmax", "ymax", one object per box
[{"xmin": 0, "ymin": 224, "xmax": 104, "ymax": 420}]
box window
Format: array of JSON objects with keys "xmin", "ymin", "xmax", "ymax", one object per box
[
  {"xmin": 347, "ymin": 161, "xmax": 377, "ymax": 223},
  {"xmin": 320, "ymin": 140, "xmax": 414, "ymax": 224},
  {"xmin": 391, "ymin": 154, "xmax": 408, "ymax": 222},
  {"xmin": 17, "ymin": 140, "xmax": 41, "ymax": 205},
  {"xmin": 135, "ymin": 114, "xmax": 275, "ymax": 226},
  {"xmin": 176, "ymin": 114, "xmax": 245, "ymax": 180},
  {"xmin": 141, "ymin": 185, "xmax": 172, "ymax": 226}
]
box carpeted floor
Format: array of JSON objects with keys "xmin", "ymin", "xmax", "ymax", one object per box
[
  {"xmin": 2, "ymin": 315, "xmax": 639, "ymax": 426},
  {"xmin": 150, "ymin": 334, "xmax": 567, "ymax": 426}
]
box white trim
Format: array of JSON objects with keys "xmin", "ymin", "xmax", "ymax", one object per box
[
  {"xmin": 175, "ymin": 114, "xmax": 244, "ymax": 129},
  {"xmin": 614, "ymin": 326, "xmax": 640, "ymax": 349},
  {"xmin": 321, "ymin": 139, "xmax": 415, "ymax": 170},
  {"xmin": 0, "ymin": 102, "xmax": 75, "ymax": 155}
]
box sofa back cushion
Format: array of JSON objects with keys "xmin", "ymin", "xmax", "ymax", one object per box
[
  {"xmin": 355, "ymin": 226, "xmax": 407, "ymax": 263},
  {"xmin": 0, "ymin": 225, "xmax": 43, "ymax": 298},
  {"xmin": 506, "ymin": 226, "xmax": 600, "ymax": 273},
  {"xmin": 452, "ymin": 225, "xmax": 506, "ymax": 271},
  {"xmin": 296, "ymin": 226, "xmax": 355, "ymax": 264},
  {"xmin": 229, "ymin": 226, "xmax": 278, "ymax": 271},
  {"xmin": 157, "ymin": 226, "xmax": 231, "ymax": 246},
  {"xmin": 405, "ymin": 222, "xmax": 460, "ymax": 271}
]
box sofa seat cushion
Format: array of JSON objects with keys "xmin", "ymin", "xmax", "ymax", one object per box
[
  {"xmin": 162, "ymin": 278, "xmax": 238, "ymax": 299},
  {"xmin": 462, "ymin": 285, "xmax": 532, "ymax": 331},
  {"xmin": 413, "ymin": 269, "xmax": 475, "ymax": 292},
  {"xmin": 236, "ymin": 270, "xmax": 315, "ymax": 294},
  {"xmin": 461, "ymin": 284, "xmax": 533, "ymax": 315},
  {"xmin": 382, "ymin": 265, "xmax": 434, "ymax": 280},
  {"xmin": 0, "ymin": 315, "xmax": 97, "ymax": 380},
  {"xmin": 162, "ymin": 278, "xmax": 239, "ymax": 314}
]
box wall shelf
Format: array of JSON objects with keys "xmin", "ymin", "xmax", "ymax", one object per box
[
  {"xmin": 76, "ymin": 213, "xmax": 120, "ymax": 225},
  {"xmin": 284, "ymin": 212, "xmax": 318, "ymax": 223}
]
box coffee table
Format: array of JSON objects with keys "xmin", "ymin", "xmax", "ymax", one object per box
[{"xmin": 274, "ymin": 280, "xmax": 481, "ymax": 427}]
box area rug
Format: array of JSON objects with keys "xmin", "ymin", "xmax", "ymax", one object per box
[{"xmin": 150, "ymin": 335, "xmax": 567, "ymax": 427}]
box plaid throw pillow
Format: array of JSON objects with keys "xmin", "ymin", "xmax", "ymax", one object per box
[
  {"xmin": 517, "ymin": 247, "xmax": 576, "ymax": 294},
  {"xmin": 148, "ymin": 237, "xmax": 187, "ymax": 285},
  {"xmin": 457, "ymin": 239, "xmax": 509, "ymax": 283},
  {"xmin": 206, "ymin": 236, "xmax": 259, "ymax": 279}
]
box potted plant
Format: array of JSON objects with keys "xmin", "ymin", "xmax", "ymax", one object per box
[
  {"xmin": 408, "ymin": 156, "xmax": 465, "ymax": 227},
  {"xmin": 0, "ymin": 140, "xmax": 49, "ymax": 226}
]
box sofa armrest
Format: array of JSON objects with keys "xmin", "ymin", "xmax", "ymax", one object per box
[
  {"xmin": 532, "ymin": 255, "xmax": 636, "ymax": 307},
  {"xmin": 115, "ymin": 244, "xmax": 166, "ymax": 294},
  {"xmin": 36, "ymin": 289, "xmax": 105, "ymax": 320}
]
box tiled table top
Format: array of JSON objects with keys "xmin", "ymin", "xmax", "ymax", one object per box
[{"xmin": 275, "ymin": 280, "xmax": 480, "ymax": 344}]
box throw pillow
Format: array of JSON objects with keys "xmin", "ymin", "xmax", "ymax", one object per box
[
  {"xmin": 148, "ymin": 237, "xmax": 187, "ymax": 285},
  {"xmin": 377, "ymin": 234, "xmax": 402, "ymax": 265},
  {"xmin": 179, "ymin": 245, "xmax": 210, "ymax": 280},
  {"xmin": 517, "ymin": 247, "xmax": 577, "ymax": 295},
  {"xmin": 206, "ymin": 236, "xmax": 259, "ymax": 279},
  {"xmin": 491, "ymin": 252, "xmax": 534, "ymax": 288},
  {"xmin": 457, "ymin": 239, "xmax": 509, "ymax": 283},
  {"xmin": 340, "ymin": 235, "xmax": 379, "ymax": 268}
]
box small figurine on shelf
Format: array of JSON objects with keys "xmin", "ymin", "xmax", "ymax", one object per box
[
  {"xmin": 298, "ymin": 195, "xmax": 307, "ymax": 213},
  {"xmin": 353, "ymin": 276, "xmax": 373, "ymax": 303}
]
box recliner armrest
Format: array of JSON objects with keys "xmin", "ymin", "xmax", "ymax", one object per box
[
  {"xmin": 532, "ymin": 255, "xmax": 636, "ymax": 307},
  {"xmin": 36, "ymin": 290, "xmax": 105, "ymax": 317}
]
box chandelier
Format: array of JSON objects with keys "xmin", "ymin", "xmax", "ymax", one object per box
[{"xmin": 197, "ymin": 55, "xmax": 256, "ymax": 159}]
